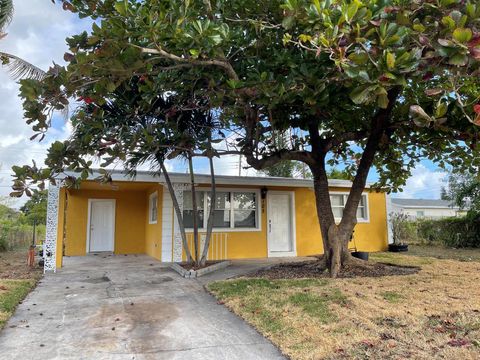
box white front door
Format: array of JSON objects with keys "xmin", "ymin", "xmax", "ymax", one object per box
[
  {"xmin": 88, "ymin": 200, "xmax": 115, "ymax": 252},
  {"xmin": 267, "ymin": 192, "xmax": 295, "ymax": 256}
]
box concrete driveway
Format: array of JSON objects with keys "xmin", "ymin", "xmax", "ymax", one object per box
[{"xmin": 0, "ymin": 255, "xmax": 285, "ymax": 360}]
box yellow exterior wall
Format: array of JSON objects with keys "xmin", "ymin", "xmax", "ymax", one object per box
[
  {"xmin": 294, "ymin": 187, "xmax": 323, "ymax": 256},
  {"xmin": 65, "ymin": 188, "xmax": 147, "ymax": 256},
  {"xmin": 145, "ymin": 185, "xmax": 163, "ymax": 260},
  {"xmin": 351, "ymin": 190, "xmax": 389, "ymax": 252},
  {"xmin": 294, "ymin": 187, "xmax": 389, "ymax": 256},
  {"xmin": 60, "ymin": 180, "xmax": 388, "ymax": 262},
  {"xmin": 55, "ymin": 188, "xmax": 67, "ymax": 269}
]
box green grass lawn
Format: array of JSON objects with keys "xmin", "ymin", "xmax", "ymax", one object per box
[
  {"xmin": 0, "ymin": 279, "xmax": 37, "ymax": 328},
  {"xmin": 208, "ymin": 248, "xmax": 480, "ymax": 359},
  {"xmin": 0, "ymin": 250, "xmax": 42, "ymax": 329}
]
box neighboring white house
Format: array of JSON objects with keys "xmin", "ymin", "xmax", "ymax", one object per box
[{"xmin": 390, "ymin": 198, "xmax": 464, "ymax": 219}]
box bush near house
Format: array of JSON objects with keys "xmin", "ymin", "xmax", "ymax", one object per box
[
  {"xmin": 392, "ymin": 215, "xmax": 480, "ymax": 249},
  {"xmin": 0, "ymin": 204, "xmax": 45, "ymax": 252},
  {"xmin": 415, "ymin": 216, "xmax": 480, "ymax": 248}
]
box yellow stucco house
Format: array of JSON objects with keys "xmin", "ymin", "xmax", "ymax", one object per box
[{"xmin": 43, "ymin": 170, "xmax": 391, "ymax": 272}]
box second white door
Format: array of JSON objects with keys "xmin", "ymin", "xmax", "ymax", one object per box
[
  {"xmin": 88, "ymin": 200, "xmax": 115, "ymax": 252},
  {"xmin": 267, "ymin": 193, "xmax": 294, "ymax": 256}
]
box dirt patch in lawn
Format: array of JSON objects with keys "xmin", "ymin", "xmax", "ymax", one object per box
[
  {"xmin": 251, "ymin": 260, "xmax": 420, "ymax": 279},
  {"xmin": 0, "ymin": 250, "xmax": 43, "ymax": 280}
]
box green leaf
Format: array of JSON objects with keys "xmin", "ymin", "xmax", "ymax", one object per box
[
  {"xmin": 298, "ymin": 34, "xmax": 312, "ymax": 43},
  {"xmin": 226, "ymin": 79, "xmax": 243, "ymax": 89},
  {"xmin": 377, "ymin": 94, "xmax": 389, "ymax": 109},
  {"xmin": 413, "ymin": 24, "xmax": 425, "ymax": 32},
  {"xmin": 386, "ymin": 52, "xmax": 396, "ymax": 70},
  {"xmin": 348, "ymin": 52, "xmax": 369, "ymax": 65},
  {"xmin": 350, "ymin": 85, "xmax": 374, "ymax": 105},
  {"xmin": 346, "ymin": 2, "xmax": 359, "ymax": 23},
  {"xmin": 209, "ymin": 34, "xmax": 222, "ymax": 45},
  {"xmin": 440, "ymin": 0, "xmax": 457, "ymax": 6},
  {"xmin": 114, "ymin": 1, "xmax": 127, "ymax": 16},
  {"xmin": 435, "ymin": 101, "xmax": 448, "ymax": 118},
  {"xmin": 106, "ymin": 82, "xmax": 116, "ymax": 92},
  {"xmin": 449, "ymin": 53, "xmax": 468, "ymax": 66},
  {"xmin": 282, "ymin": 33, "xmax": 292, "ymax": 46},
  {"xmin": 189, "ymin": 49, "xmax": 200, "ymax": 58},
  {"xmin": 453, "ymin": 28, "xmax": 473, "ymax": 43},
  {"xmin": 441, "ymin": 16, "xmax": 456, "ymax": 30}
]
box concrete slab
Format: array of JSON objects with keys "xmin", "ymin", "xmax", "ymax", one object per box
[
  {"xmin": 196, "ymin": 256, "xmax": 313, "ymax": 285},
  {"xmin": 0, "ymin": 254, "xmax": 285, "ymax": 360}
]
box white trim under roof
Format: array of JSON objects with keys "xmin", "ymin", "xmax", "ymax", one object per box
[{"xmin": 65, "ymin": 169, "xmax": 372, "ymax": 189}]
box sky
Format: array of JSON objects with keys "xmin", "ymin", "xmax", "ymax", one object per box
[{"xmin": 0, "ymin": 0, "xmax": 448, "ymax": 206}]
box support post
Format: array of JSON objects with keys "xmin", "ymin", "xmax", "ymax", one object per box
[{"xmin": 44, "ymin": 183, "xmax": 61, "ymax": 272}]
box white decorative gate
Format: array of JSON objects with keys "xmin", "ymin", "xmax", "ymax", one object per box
[{"xmin": 44, "ymin": 183, "xmax": 61, "ymax": 272}]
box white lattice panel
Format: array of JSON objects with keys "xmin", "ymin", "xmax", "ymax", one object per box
[
  {"xmin": 172, "ymin": 183, "xmax": 189, "ymax": 262},
  {"xmin": 44, "ymin": 183, "xmax": 61, "ymax": 272}
]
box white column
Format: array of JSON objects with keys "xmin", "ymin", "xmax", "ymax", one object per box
[
  {"xmin": 44, "ymin": 183, "xmax": 61, "ymax": 272},
  {"xmin": 161, "ymin": 185, "xmax": 173, "ymax": 262},
  {"xmin": 386, "ymin": 194, "xmax": 393, "ymax": 245},
  {"xmin": 172, "ymin": 183, "xmax": 189, "ymax": 262}
]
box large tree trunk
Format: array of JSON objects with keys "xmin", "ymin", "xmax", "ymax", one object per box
[
  {"xmin": 311, "ymin": 163, "xmax": 352, "ymax": 277},
  {"xmin": 311, "ymin": 158, "xmax": 374, "ymax": 277},
  {"xmin": 310, "ymin": 89, "xmax": 401, "ymax": 277}
]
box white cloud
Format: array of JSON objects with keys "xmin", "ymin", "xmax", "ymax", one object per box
[
  {"xmin": 393, "ymin": 164, "xmax": 447, "ymax": 199},
  {"xmin": 0, "ymin": 1, "xmax": 91, "ymax": 206}
]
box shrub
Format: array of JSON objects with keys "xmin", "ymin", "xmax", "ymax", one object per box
[
  {"xmin": 0, "ymin": 220, "xmax": 45, "ymax": 252},
  {"xmin": 390, "ymin": 212, "xmax": 417, "ymax": 245},
  {"xmin": 415, "ymin": 216, "xmax": 480, "ymax": 248}
]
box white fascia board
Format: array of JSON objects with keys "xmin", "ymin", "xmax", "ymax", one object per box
[{"xmin": 64, "ymin": 169, "xmax": 373, "ymax": 189}]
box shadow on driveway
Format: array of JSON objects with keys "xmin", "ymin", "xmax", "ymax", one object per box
[{"xmin": 0, "ymin": 255, "xmax": 286, "ymax": 360}]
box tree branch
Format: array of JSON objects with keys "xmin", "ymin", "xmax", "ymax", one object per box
[
  {"xmin": 325, "ymin": 130, "xmax": 369, "ymax": 150},
  {"xmin": 340, "ymin": 87, "xmax": 402, "ymax": 229},
  {"xmin": 134, "ymin": 45, "xmax": 239, "ymax": 81},
  {"xmin": 245, "ymin": 149, "xmax": 313, "ymax": 170}
]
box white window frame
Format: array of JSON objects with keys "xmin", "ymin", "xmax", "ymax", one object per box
[
  {"xmin": 149, "ymin": 191, "xmax": 158, "ymax": 224},
  {"xmin": 330, "ymin": 192, "xmax": 370, "ymax": 223},
  {"xmin": 183, "ymin": 188, "xmax": 262, "ymax": 232}
]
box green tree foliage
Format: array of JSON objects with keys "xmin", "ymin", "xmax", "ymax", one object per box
[
  {"xmin": 0, "ymin": 199, "xmax": 45, "ymax": 251},
  {"xmin": 260, "ymin": 161, "xmax": 312, "ymax": 178},
  {"xmin": 20, "ymin": 190, "xmax": 47, "ymax": 225},
  {"xmin": 327, "ymin": 168, "xmax": 352, "ymax": 181},
  {"xmin": 442, "ymin": 170, "xmax": 480, "ymax": 215},
  {"xmin": 18, "ymin": 76, "xmax": 224, "ymax": 266},
  {"xmin": 12, "ymin": 0, "xmax": 480, "ymax": 276}
]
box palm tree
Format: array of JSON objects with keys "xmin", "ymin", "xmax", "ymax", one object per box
[{"xmin": 0, "ymin": 0, "xmax": 45, "ymax": 80}]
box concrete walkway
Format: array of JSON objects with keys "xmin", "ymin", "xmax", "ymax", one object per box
[{"xmin": 0, "ymin": 255, "xmax": 287, "ymax": 360}]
